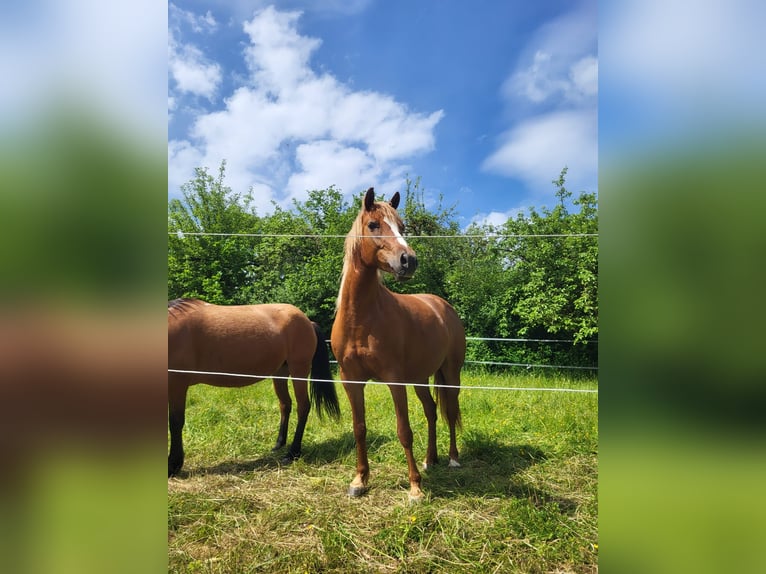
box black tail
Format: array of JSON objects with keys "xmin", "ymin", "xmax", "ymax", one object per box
[{"xmin": 309, "ymin": 322, "xmax": 341, "ymax": 421}]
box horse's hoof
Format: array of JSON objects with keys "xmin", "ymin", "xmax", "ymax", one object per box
[
  {"xmin": 448, "ymin": 458, "xmax": 461, "ymax": 468},
  {"xmin": 348, "ymin": 485, "xmax": 368, "ymax": 498},
  {"xmin": 408, "ymin": 489, "xmax": 424, "ymax": 504},
  {"xmin": 280, "ymin": 448, "xmax": 301, "ymax": 464}
]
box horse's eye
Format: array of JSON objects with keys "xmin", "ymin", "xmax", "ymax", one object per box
[{"xmin": 367, "ymin": 221, "xmax": 380, "ymax": 231}]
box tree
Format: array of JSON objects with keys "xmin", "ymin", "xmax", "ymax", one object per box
[
  {"xmin": 167, "ymin": 165, "xmax": 598, "ymax": 368},
  {"xmin": 168, "ymin": 161, "xmax": 259, "ymax": 304},
  {"xmin": 444, "ymin": 168, "xmax": 597, "ymax": 368},
  {"xmin": 444, "ymin": 225, "xmax": 514, "ymax": 363},
  {"xmin": 505, "ymin": 168, "xmax": 598, "ymax": 345}
]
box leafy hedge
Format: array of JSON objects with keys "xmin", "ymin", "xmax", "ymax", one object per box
[{"xmin": 168, "ymin": 164, "xmax": 597, "ymax": 369}]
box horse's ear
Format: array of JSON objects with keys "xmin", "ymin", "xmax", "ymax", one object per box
[
  {"xmin": 390, "ymin": 192, "xmax": 400, "ymax": 209},
  {"xmin": 364, "ymin": 187, "xmax": 375, "ymax": 211}
]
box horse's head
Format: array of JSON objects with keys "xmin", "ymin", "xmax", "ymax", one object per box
[{"xmin": 354, "ymin": 187, "xmax": 418, "ymax": 280}]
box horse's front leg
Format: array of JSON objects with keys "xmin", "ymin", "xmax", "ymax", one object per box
[
  {"xmin": 342, "ymin": 375, "xmax": 369, "ymax": 497},
  {"xmin": 389, "ymin": 384, "xmax": 423, "ymax": 502},
  {"xmin": 168, "ymin": 383, "xmax": 189, "ymax": 477}
]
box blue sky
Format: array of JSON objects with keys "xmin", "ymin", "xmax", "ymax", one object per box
[{"xmin": 168, "ymin": 1, "xmax": 598, "ymax": 227}]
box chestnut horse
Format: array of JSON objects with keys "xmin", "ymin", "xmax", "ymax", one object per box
[
  {"xmin": 331, "ymin": 188, "xmax": 466, "ymax": 501},
  {"xmin": 168, "ymin": 298, "xmax": 340, "ymax": 476}
]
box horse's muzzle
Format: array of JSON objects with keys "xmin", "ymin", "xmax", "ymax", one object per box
[{"xmin": 397, "ymin": 252, "xmax": 418, "ymax": 279}]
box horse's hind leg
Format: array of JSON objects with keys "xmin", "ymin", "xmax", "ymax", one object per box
[
  {"xmin": 446, "ymin": 398, "xmax": 461, "ymax": 468},
  {"xmin": 285, "ymin": 372, "xmax": 310, "ymax": 463},
  {"xmin": 436, "ymin": 369, "xmax": 461, "ymax": 468},
  {"xmin": 168, "ymin": 382, "xmax": 189, "ymax": 477},
  {"xmin": 413, "ymin": 381, "xmax": 438, "ymax": 469},
  {"xmin": 272, "ymin": 372, "xmax": 291, "ymax": 452}
]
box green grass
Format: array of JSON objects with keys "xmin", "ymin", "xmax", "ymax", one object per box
[{"xmin": 168, "ymin": 370, "xmax": 598, "ymax": 573}]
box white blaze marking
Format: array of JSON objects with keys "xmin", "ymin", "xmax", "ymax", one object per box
[{"xmin": 384, "ymin": 217, "xmax": 408, "ymax": 247}]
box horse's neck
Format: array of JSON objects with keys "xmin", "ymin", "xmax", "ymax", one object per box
[{"xmin": 337, "ymin": 263, "xmax": 388, "ymax": 324}]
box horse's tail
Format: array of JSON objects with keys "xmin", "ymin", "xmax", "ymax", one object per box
[
  {"xmin": 435, "ymin": 370, "xmax": 463, "ymax": 430},
  {"xmin": 309, "ymin": 322, "xmax": 341, "ymax": 421}
]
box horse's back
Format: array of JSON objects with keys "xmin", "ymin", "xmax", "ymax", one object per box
[
  {"xmin": 168, "ymin": 300, "xmax": 316, "ymax": 385},
  {"xmin": 170, "ymin": 299, "xmax": 309, "ymax": 333},
  {"xmin": 191, "ymin": 302, "xmax": 309, "ymax": 338}
]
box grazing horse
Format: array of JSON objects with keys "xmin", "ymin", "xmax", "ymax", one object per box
[
  {"xmin": 331, "ymin": 188, "xmax": 466, "ymax": 501},
  {"xmin": 168, "ymin": 298, "xmax": 340, "ymax": 476}
]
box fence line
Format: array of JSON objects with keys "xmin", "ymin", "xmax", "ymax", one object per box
[
  {"xmin": 325, "ymin": 337, "xmax": 597, "ymax": 345},
  {"xmin": 168, "ymin": 369, "xmax": 598, "ymax": 394},
  {"xmin": 324, "ymin": 359, "xmax": 597, "ymax": 371},
  {"xmin": 465, "ymin": 336, "xmax": 597, "ymax": 344},
  {"xmin": 464, "ymin": 360, "xmax": 596, "ymax": 370},
  {"xmin": 171, "ymin": 231, "xmax": 597, "ymax": 239},
  {"xmin": 321, "ymin": 337, "xmax": 598, "ymax": 371},
  {"xmin": 325, "ymin": 359, "xmax": 596, "ymax": 371}
]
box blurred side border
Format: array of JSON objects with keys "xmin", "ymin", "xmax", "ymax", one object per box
[
  {"xmin": 0, "ymin": 1, "xmax": 167, "ymax": 573},
  {"xmin": 600, "ymin": 1, "xmax": 766, "ymax": 572}
]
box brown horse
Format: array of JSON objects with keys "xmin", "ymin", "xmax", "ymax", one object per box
[
  {"xmin": 168, "ymin": 298, "xmax": 340, "ymax": 476},
  {"xmin": 331, "ymin": 188, "xmax": 466, "ymax": 501}
]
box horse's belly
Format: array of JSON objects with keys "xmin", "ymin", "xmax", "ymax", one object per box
[{"xmin": 191, "ymin": 330, "xmax": 287, "ymax": 373}]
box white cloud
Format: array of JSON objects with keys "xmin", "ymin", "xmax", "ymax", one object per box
[
  {"xmin": 507, "ymin": 51, "xmax": 568, "ymax": 104},
  {"xmin": 168, "ymin": 3, "xmax": 222, "ymax": 102},
  {"xmin": 243, "ymin": 8, "xmax": 321, "ymax": 94},
  {"xmin": 569, "ymin": 56, "xmax": 598, "ymax": 98},
  {"xmin": 169, "ymin": 6, "xmax": 443, "ymax": 212},
  {"xmin": 285, "ymin": 140, "xmax": 378, "ymax": 203},
  {"xmin": 487, "ymin": 0, "xmax": 597, "ymax": 196},
  {"xmin": 506, "ymin": 51, "xmax": 597, "ymax": 105},
  {"xmin": 504, "ymin": 0, "xmax": 597, "ymax": 106},
  {"xmin": 168, "ymin": 139, "xmax": 204, "ymax": 193},
  {"xmin": 469, "ymin": 200, "xmax": 539, "ymax": 229},
  {"xmin": 482, "ymin": 109, "xmax": 597, "ymax": 192},
  {"xmin": 168, "ymin": 96, "xmax": 177, "ymax": 123},
  {"xmin": 168, "ymin": 3, "xmax": 222, "ymax": 107},
  {"xmin": 470, "ymin": 210, "xmax": 516, "ymax": 228},
  {"xmin": 169, "ymin": 3, "xmax": 218, "ymax": 34},
  {"xmin": 168, "ymin": 36, "xmax": 222, "ymax": 99},
  {"xmin": 522, "ymin": 1, "xmax": 597, "ymax": 67}
]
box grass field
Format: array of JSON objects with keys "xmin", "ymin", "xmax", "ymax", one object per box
[{"xmin": 168, "ymin": 370, "xmax": 598, "ymax": 573}]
